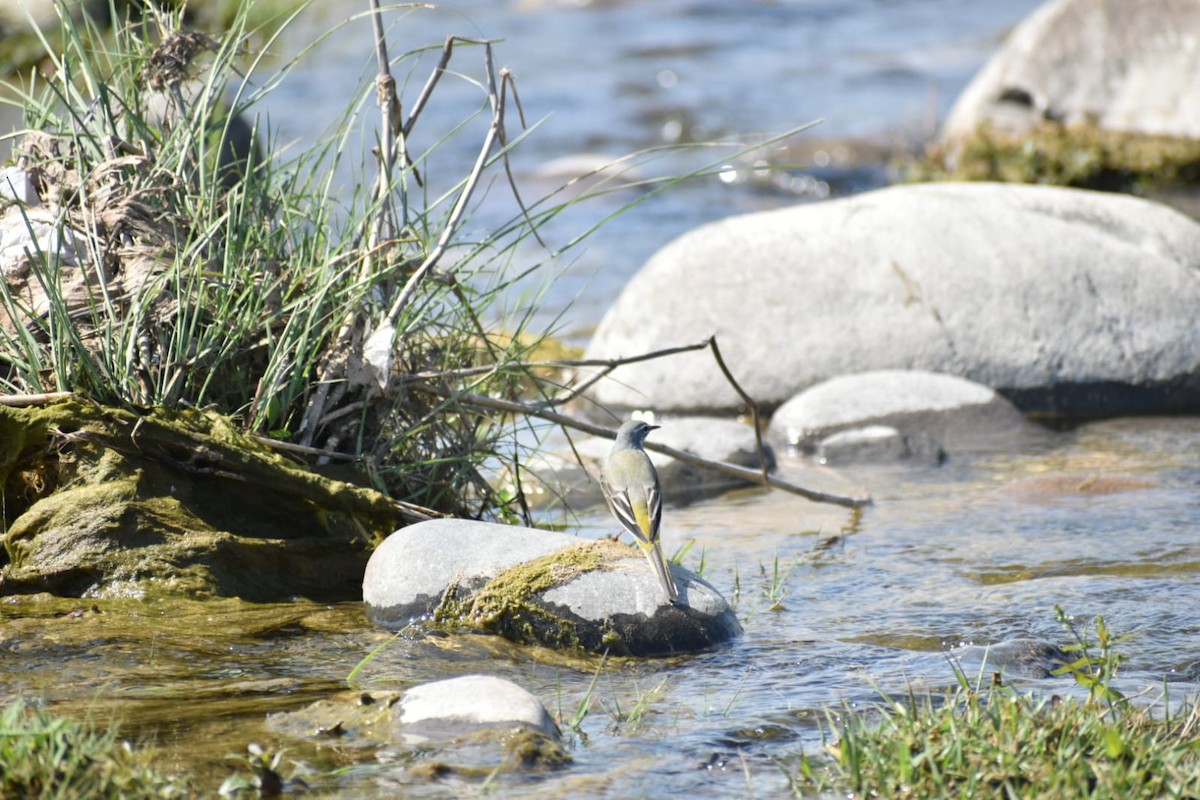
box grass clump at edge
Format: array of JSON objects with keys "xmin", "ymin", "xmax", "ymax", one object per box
[
  {"xmin": 0, "ymin": 2, "xmax": 809, "ymax": 527},
  {"xmin": 0, "ymin": 1, "xmax": 590, "ymax": 522},
  {"xmin": 786, "ymin": 612, "xmax": 1200, "ymax": 798},
  {"xmin": 0, "ymin": 698, "xmax": 193, "ymax": 799}
]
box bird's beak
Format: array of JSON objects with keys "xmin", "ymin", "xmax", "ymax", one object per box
[{"xmin": 647, "ymin": 424, "xmax": 660, "ymax": 431}]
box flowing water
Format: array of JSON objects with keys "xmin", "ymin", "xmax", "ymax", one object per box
[
  {"xmin": 4, "ymin": 416, "xmax": 1198, "ymax": 796},
  {"xmin": 3, "ymin": 1, "xmax": 1200, "ymax": 797}
]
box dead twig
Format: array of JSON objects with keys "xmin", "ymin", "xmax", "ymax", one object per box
[
  {"xmin": 388, "ymin": 339, "xmax": 713, "ymax": 390},
  {"xmin": 393, "ymin": 336, "xmax": 775, "ymax": 482},
  {"xmin": 409, "ymin": 382, "xmax": 871, "ymax": 509},
  {"xmin": 368, "ymin": 0, "xmax": 400, "ymax": 247},
  {"xmin": 704, "ymin": 336, "xmax": 770, "ymax": 485},
  {"xmin": 383, "ymin": 37, "xmax": 502, "ymax": 331},
  {"xmin": 0, "ymin": 391, "xmax": 75, "ymax": 407}
]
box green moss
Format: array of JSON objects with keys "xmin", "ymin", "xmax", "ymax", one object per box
[
  {"xmin": 434, "ymin": 540, "xmax": 635, "ymax": 651},
  {"xmin": 0, "ymin": 398, "xmax": 405, "ymax": 599},
  {"xmin": 915, "ymin": 122, "xmax": 1200, "ymax": 190}
]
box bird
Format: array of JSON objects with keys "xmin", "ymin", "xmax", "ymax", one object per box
[{"xmin": 600, "ymin": 419, "xmax": 681, "ymax": 605}]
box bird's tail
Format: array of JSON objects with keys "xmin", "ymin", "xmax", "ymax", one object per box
[{"xmin": 638, "ymin": 540, "xmax": 680, "ymax": 605}]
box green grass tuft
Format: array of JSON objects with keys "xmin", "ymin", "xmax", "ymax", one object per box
[
  {"xmin": 0, "ymin": 699, "xmax": 193, "ymax": 799},
  {"xmin": 792, "ymin": 615, "xmax": 1200, "ymax": 798}
]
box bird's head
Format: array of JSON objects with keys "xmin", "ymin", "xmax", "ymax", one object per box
[{"xmin": 615, "ymin": 419, "xmax": 660, "ymax": 449}]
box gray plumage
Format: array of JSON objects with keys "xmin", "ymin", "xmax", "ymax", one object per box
[{"xmin": 600, "ymin": 420, "xmax": 680, "ymax": 605}]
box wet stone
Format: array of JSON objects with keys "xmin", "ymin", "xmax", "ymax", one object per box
[
  {"xmin": 396, "ymin": 675, "xmax": 560, "ymax": 741},
  {"xmin": 949, "ymin": 639, "xmax": 1071, "ymax": 679},
  {"xmin": 771, "ymin": 370, "xmax": 1042, "ymax": 457},
  {"xmin": 362, "ymin": 518, "xmax": 742, "ymax": 657},
  {"xmin": 268, "ymin": 676, "xmax": 566, "ymax": 778},
  {"xmin": 816, "ymin": 425, "xmax": 944, "ymax": 466}
]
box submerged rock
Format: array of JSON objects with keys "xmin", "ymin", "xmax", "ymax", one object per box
[
  {"xmin": 583, "ymin": 182, "xmax": 1200, "ymax": 418},
  {"xmin": 771, "ymin": 370, "xmax": 1043, "ymax": 460},
  {"xmin": 815, "ymin": 425, "xmax": 943, "ymax": 467},
  {"xmin": 996, "ymin": 472, "xmax": 1159, "ymax": 501},
  {"xmin": 363, "ymin": 518, "xmax": 742, "ymax": 657},
  {"xmin": 949, "ymin": 639, "xmax": 1070, "ymax": 679}
]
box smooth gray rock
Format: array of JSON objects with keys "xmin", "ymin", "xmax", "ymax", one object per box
[
  {"xmin": 949, "ymin": 639, "xmax": 1070, "ymax": 679},
  {"xmin": 397, "ymin": 675, "xmax": 560, "ymax": 741},
  {"xmin": 512, "ymin": 416, "xmax": 774, "ymax": 510},
  {"xmin": 267, "ymin": 678, "xmax": 566, "ymax": 774},
  {"xmin": 772, "ymin": 370, "xmax": 1040, "ymax": 456},
  {"xmin": 363, "ymin": 518, "xmax": 742, "ymax": 657},
  {"xmin": 582, "ymin": 182, "xmax": 1200, "ymax": 417},
  {"xmin": 942, "ymin": 0, "xmax": 1200, "ymax": 143},
  {"xmin": 816, "ymin": 425, "xmax": 943, "ymax": 466}
]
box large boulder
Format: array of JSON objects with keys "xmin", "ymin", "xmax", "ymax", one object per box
[
  {"xmin": 942, "ymin": 0, "xmax": 1200, "ymax": 143},
  {"xmin": 363, "ymin": 518, "xmax": 742, "ymax": 657},
  {"xmin": 582, "ymin": 182, "xmax": 1200, "ymax": 417}
]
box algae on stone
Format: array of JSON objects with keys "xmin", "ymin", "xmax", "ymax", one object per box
[
  {"xmin": 434, "ymin": 540, "xmax": 634, "ymax": 651},
  {"xmin": 0, "ymin": 398, "xmax": 411, "ymax": 600},
  {"xmin": 922, "ymin": 122, "xmax": 1200, "ymax": 190}
]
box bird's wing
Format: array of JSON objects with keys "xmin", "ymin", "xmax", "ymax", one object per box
[
  {"xmin": 600, "ymin": 475, "xmax": 661, "ymax": 546},
  {"xmin": 645, "ymin": 470, "xmax": 661, "ymax": 542},
  {"xmin": 601, "ymin": 476, "xmax": 640, "ymax": 540}
]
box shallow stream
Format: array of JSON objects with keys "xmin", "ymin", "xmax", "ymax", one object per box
[
  {"xmin": 3, "ymin": 1, "xmax": 1199, "ymax": 797},
  {"xmin": 4, "ymin": 416, "xmax": 1198, "ymax": 796}
]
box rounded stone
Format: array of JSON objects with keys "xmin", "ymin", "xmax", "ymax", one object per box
[
  {"xmin": 396, "ymin": 675, "xmax": 559, "ymax": 740},
  {"xmin": 583, "ymin": 182, "xmax": 1200, "ymax": 417},
  {"xmin": 942, "ymin": 0, "xmax": 1200, "ymax": 142},
  {"xmin": 770, "ymin": 370, "xmax": 1041, "ymax": 455},
  {"xmin": 363, "ymin": 518, "xmax": 742, "ymax": 657}
]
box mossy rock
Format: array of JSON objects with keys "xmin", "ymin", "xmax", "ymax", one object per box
[
  {"xmin": 0, "ymin": 397, "xmax": 407, "ymax": 600},
  {"xmin": 363, "ymin": 519, "xmax": 743, "ymax": 658},
  {"xmin": 919, "ymin": 122, "xmax": 1200, "ymax": 191}
]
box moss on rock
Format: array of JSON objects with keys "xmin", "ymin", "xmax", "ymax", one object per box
[
  {"xmin": 920, "ymin": 122, "xmax": 1200, "ymax": 190},
  {"xmin": 434, "ymin": 539, "xmax": 635, "ymax": 651},
  {"xmin": 0, "ymin": 397, "xmax": 409, "ymax": 600}
]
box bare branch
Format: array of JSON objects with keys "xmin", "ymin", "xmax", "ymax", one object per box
[
  {"xmin": 705, "ymin": 336, "xmax": 770, "ymax": 485},
  {"xmin": 402, "ymin": 35, "xmax": 493, "ymax": 138},
  {"xmin": 410, "ymin": 382, "xmax": 872, "ymax": 509},
  {"xmin": 0, "ymin": 391, "xmax": 75, "ymax": 407},
  {"xmin": 383, "ymin": 40, "xmax": 503, "ymax": 329},
  {"xmin": 368, "ymin": 0, "xmax": 400, "ymax": 246},
  {"xmin": 389, "ymin": 338, "xmax": 712, "ymax": 388}
]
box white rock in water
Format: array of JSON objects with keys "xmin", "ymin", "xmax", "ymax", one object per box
[{"xmin": 397, "ymin": 675, "xmax": 559, "ymax": 739}]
